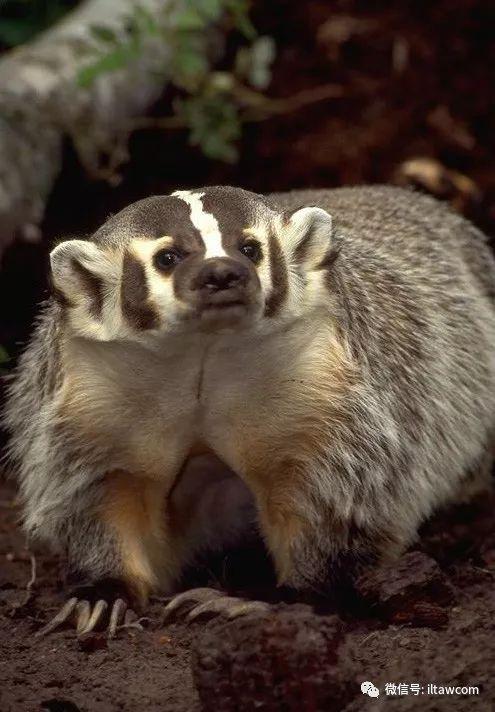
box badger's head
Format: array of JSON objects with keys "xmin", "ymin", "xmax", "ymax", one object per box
[{"xmin": 50, "ymin": 186, "xmax": 337, "ymax": 343}]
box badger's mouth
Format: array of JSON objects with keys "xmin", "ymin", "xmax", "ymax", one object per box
[
  {"xmin": 200, "ymin": 290, "xmax": 247, "ymax": 312},
  {"xmin": 196, "ymin": 293, "xmax": 252, "ymax": 329},
  {"xmin": 202, "ymin": 300, "xmax": 245, "ymax": 311},
  {"xmin": 199, "ymin": 302, "xmax": 248, "ymax": 324}
]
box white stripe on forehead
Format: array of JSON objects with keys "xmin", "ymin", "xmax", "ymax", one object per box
[{"xmin": 172, "ymin": 190, "xmax": 227, "ymax": 258}]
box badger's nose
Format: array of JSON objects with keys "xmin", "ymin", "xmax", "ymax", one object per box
[{"xmin": 193, "ymin": 258, "xmax": 249, "ymax": 293}]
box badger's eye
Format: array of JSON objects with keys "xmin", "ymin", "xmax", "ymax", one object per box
[
  {"xmin": 240, "ymin": 241, "xmax": 262, "ymax": 264},
  {"xmin": 154, "ymin": 248, "xmax": 183, "ymax": 271}
]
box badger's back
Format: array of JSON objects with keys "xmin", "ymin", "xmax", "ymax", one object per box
[{"xmin": 269, "ymin": 185, "xmax": 495, "ymax": 303}]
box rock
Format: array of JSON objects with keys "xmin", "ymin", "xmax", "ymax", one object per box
[
  {"xmin": 77, "ymin": 631, "xmax": 108, "ymax": 653},
  {"xmin": 192, "ymin": 604, "xmax": 354, "ymax": 712},
  {"xmin": 479, "ymin": 534, "xmax": 495, "ymax": 568},
  {"xmin": 355, "ymin": 551, "xmax": 454, "ymax": 624},
  {"xmin": 389, "ymin": 601, "xmax": 449, "ymax": 629}
]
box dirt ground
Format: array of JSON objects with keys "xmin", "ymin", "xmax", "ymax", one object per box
[
  {"xmin": 1, "ymin": 475, "xmax": 495, "ymax": 711},
  {"xmin": 0, "ymin": 479, "xmax": 201, "ymax": 712}
]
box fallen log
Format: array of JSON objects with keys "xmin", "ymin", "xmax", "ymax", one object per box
[{"xmin": 0, "ymin": 0, "xmax": 174, "ymax": 256}]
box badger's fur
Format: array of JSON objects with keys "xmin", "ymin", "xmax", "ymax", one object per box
[{"xmin": 4, "ymin": 185, "xmax": 495, "ymax": 602}]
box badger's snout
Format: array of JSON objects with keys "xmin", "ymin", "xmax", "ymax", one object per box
[
  {"xmin": 183, "ymin": 256, "xmax": 261, "ymax": 322},
  {"xmin": 188, "ymin": 257, "xmax": 260, "ymax": 318},
  {"xmin": 193, "ymin": 257, "xmax": 249, "ymax": 297}
]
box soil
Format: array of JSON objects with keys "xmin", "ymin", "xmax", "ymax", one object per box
[
  {"xmin": 1, "ymin": 476, "xmax": 495, "ymax": 711},
  {"xmin": 0, "ymin": 479, "xmax": 201, "ymax": 712},
  {"xmin": 1, "ymin": 1, "xmax": 495, "ymax": 710}
]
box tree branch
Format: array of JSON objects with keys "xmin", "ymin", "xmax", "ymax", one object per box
[{"xmin": 0, "ymin": 0, "xmax": 175, "ymax": 257}]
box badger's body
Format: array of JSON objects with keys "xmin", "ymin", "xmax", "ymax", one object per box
[{"xmin": 5, "ymin": 185, "xmax": 495, "ymax": 612}]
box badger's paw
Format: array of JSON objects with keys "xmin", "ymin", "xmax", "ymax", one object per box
[
  {"xmin": 35, "ymin": 579, "xmax": 144, "ymax": 639},
  {"xmin": 161, "ymin": 587, "xmax": 270, "ymax": 624}
]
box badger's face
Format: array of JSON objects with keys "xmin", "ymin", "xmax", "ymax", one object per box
[{"xmin": 50, "ymin": 187, "xmax": 335, "ymax": 343}]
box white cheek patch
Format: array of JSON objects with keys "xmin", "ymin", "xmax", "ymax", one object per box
[
  {"xmin": 129, "ymin": 238, "xmax": 177, "ymax": 322},
  {"xmin": 172, "ymin": 190, "xmax": 227, "ymax": 259}
]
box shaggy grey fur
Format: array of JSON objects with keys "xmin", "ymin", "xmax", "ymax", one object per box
[{"xmin": 4, "ymin": 185, "xmax": 495, "ymax": 593}]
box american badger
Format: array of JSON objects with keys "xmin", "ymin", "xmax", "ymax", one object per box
[{"xmin": 4, "ymin": 185, "xmax": 495, "ymax": 634}]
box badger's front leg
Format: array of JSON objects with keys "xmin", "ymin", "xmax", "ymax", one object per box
[
  {"xmin": 247, "ymin": 459, "xmax": 336, "ymax": 593},
  {"xmin": 37, "ymin": 470, "xmax": 180, "ymax": 638},
  {"xmin": 244, "ymin": 446, "xmax": 408, "ymax": 598}
]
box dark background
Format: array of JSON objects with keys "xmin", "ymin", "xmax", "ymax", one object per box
[{"xmin": 1, "ymin": 0, "xmax": 494, "ymax": 361}]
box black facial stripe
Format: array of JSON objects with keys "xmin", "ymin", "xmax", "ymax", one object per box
[
  {"xmin": 70, "ymin": 259, "xmax": 104, "ymax": 320},
  {"xmin": 264, "ymin": 230, "xmax": 289, "ymax": 318},
  {"xmin": 201, "ymin": 188, "xmax": 263, "ymax": 252},
  {"xmin": 121, "ymin": 251, "xmax": 159, "ymax": 330},
  {"xmin": 172, "ymin": 252, "xmax": 205, "ymax": 302},
  {"xmin": 173, "ymin": 233, "xmax": 203, "ymax": 254}
]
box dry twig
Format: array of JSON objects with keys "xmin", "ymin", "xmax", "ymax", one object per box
[{"xmin": 9, "ymin": 550, "xmax": 38, "ymax": 616}]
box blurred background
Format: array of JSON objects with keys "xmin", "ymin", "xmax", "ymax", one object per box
[{"xmin": 0, "ymin": 0, "xmax": 494, "ymax": 374}]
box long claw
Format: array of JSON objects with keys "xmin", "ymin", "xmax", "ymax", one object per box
[
  {"xmin": 162, "ymin": 588, "xmax": 222, "ymax": 622},
  {"xmin": 75, "ymin": 600, "xmax": 91, "ymax": 634},
  {"xmin": 79, "ymin": 599, "xmax": 108, "ymax": 635},
  {"xmin": 187, "ymin": 596, "xmax": 269, "ymax": 622},
  {"xmin": 225, "ymin": 600, "xmax": 270, "ymax": 619},
  {"xmin": 35, "ymin": 597, "xmax": 78, "ymax": 637},
  {"xmin": 187, "ymin": 596, "xmax": 239, "ymax": 621},
  {"xmin": 108, "ymin": 598, "xmax": 127, "ymax": 639}
]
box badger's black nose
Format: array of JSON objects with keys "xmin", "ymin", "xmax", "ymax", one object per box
[{"xmin": 194, "ymin": 258, "xmax": 249, "ymax": 293}]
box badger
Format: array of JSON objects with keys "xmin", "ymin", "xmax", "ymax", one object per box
[{"xmin": 4, "ymin": 185, "xmax": 495, "ymax": 636}]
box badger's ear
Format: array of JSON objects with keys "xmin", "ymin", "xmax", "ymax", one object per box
[
  {"xmin": 50, "ymin": 240, "xmax": 116, "ymax": 319},
  {"xmin": 282, "ymin": 206, "xmax": 334, "ymax": 269}
]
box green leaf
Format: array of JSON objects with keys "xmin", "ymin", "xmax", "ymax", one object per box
[
  {"xmin": 89, "ymin": 24, "xmax": 119, "ymax": 45},
  {"xmin": 174, "ymin": 9, "xmax": 207, "ymax": 31},
  {"xmin": 173, "ymin": 46, "xmax": 209, "ymax": 87},
  {"xmin": 77, "ymin": 46, "xmax": 137, "ymax": 87},
  {"xmin": 225, "ymin": 0, "xmax": 257, "ymax": 40},
  {"xmin": 201, "ymin": 134, "xmax": 239, "ymax": 163},
  {"xmin": 133, "ymin": 6, "xmax": 159, "ymax": 34},
  {"xmin": 197, "ymin": 0, "xmax": 224, "ymax": 22},
  {"xmin": 65, "ymin": 0, "xmax": 269, "ymax": 165},
  {"xmin": 179, "ymin": 93, "xmax": 241, "ymax": 163},
  {"xmin": 125, "ymin": 14, "xmax": 145, "ymax": 47}
]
